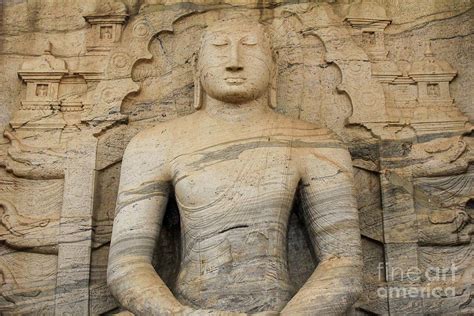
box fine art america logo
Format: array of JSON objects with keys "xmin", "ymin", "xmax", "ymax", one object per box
[{"xmin": 377, "ymin": 263, "xmax": 458, "ymax": 299}]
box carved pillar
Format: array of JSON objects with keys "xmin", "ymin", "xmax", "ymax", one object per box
[{"xmin": 54, "ymin": 136, "xmax": 97, "ymax": 314}]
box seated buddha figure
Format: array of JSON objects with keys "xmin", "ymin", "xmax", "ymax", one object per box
[{"xmin": 108, "ymin": 19, "xmax": 362, "ymax": 316}]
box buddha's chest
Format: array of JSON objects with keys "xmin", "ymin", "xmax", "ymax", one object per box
[{"xmin": 171, "ymin": 144, "xmax": 300, "ymax": 212}]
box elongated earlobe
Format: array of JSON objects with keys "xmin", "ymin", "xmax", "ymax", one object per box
[
  {"xmin": 269, "ymin": 67, "xmax": 277, "ymax": 109},
  {"xmin": 194, "ymin": 76, "xmax": 203, "ymax": 110},
  {"xmin": 193, "ymin": 54, "xmax": 203, "ymax": 110}
]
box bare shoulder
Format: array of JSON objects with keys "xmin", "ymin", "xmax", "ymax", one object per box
[
  {"xmin": 125, "ymin": 114, "xmax": 196, "ymax": 155},
  {"xmin": 120, "ymin": 117, "xmax": 196, "ymax": 183},
  {"xmin": 272, "ymin": 113, "xmax": 344, "ymax": 147},
  {"xmin": 128, "ymin": 122, "xmax": 168, "ymax": 148},
  {"xmin": 271, "ymin": 114, "xmax": 353, "ymax": 174}
]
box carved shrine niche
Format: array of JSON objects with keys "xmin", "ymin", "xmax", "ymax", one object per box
[
  {"xmin": 345, "ymin": 0, "xmax": 391, "ymax": 61},
  {"xmin": 371, "ymin": 43, "xmax": 469, "ymax": 138},
  {"xmin": 84, "ymin": 0, "xmax": 128, "ymax": 55},
  {"xmin": 10, "ymin": 44, "xmax": 68, "ymax": 131}
]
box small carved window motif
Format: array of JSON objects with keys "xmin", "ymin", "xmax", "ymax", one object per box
[
  {"xmin": 36, "ymin": 84, "xmax": 48, "ymax": 97},
  {"xmin": 100, "ymin": 26, "xmax": 113, "ymax": 40},
  {"xmin": 362, "ymin": 32, "xmax": 376, "ymax": 45},
  {"xmin": 393, "ymin": 84, "xmax": 413, "ymax": 101},
  {"xmin": 427, "ymin": 83, "xmax": 440, "ymax": 97}
]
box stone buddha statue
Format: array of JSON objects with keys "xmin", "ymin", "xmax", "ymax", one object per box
[{"xmin": 108, "ymin": 20, "xmax": 362, "ymax": 316}]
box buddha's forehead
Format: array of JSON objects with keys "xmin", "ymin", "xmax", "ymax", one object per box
[{"xmin": 202, "ymin": 21, "xmax": 268, "ymax": 43}]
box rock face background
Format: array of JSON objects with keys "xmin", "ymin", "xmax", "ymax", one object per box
[{"xmin": 0, "ymin": 0, "xmax": 472, "ymax": 315}]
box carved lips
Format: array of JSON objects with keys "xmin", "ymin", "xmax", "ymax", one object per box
[{"xmin": 224, "ymin": 77, "xmax": 246, "ymax": 85}]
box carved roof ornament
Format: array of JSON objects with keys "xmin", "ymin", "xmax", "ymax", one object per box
[
  {"xmin": 409, "ymin": 42, "xmax": 456, "ymax": 81},
  {"xmin": 18, "ymin": 42, "xmax": 68, "ymax": 80},
  {"xmin": 345, "ymin": 0, "xmax": 391, "ymax": 61},
  {"xmin": 345, "ymin": 0, "xmax": 391, "ymax": 30},
  {"xmin": 10, "ymin": 42, "xmax": 69, "ymax": 130},
  {"xmin": 409, "ymin": 41, "xmax": 458, "ymax": 104},
  {"xmin": 376, "ymin": 41, "xmax": 470, "ymax": 136},
  {"xmin": 83, "ymin": 0, "xmax": 129, "ymax": 55}
]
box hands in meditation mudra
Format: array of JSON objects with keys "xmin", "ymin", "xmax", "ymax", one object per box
[{"xmin": 108, "ymin": 19, "xmax": 363, "ymax": 316}]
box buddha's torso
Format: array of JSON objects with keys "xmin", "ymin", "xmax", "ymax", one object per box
[{"xmin": 169, "ymin": 113, "xmax": 304, "ymax": 312}]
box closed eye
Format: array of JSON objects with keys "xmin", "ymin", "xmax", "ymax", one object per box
[
  {"xmin": 212, "ymin": 40, "xmax": 229, "ymax": 47},
  {"xmin": 241, "ymin": 36, "xmax": 258, "ymax": 46}
]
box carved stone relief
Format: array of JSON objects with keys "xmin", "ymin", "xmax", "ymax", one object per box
[{"xmin": 0, "ymin": 1, "xmax": 472, "ymax": 315}]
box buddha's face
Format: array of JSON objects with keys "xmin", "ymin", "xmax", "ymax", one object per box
[{"xmin": 198, "ymin": 23, "xmax": 272, "ymax": 104}]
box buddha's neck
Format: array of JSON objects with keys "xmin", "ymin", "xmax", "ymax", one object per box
[{"xmin": 202, "ymin": 95, "xmax": 270, "ymax": 123}]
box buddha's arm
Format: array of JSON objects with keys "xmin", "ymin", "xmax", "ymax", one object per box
[
  {"xmin": 107, "ymin": 134, "xmax": 185, "ymax": 315},
  {"xmin": 107, "ymin": 133, "xmax": 249, "ymax": 316},
  {"xmin": 281, "ymin": 146, "xmax": 363, "ymax": 315}
]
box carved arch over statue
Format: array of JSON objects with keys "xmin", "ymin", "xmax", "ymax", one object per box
[{"xmin": 85, "ymin": 3, "xmax": 387, "ymax": 134}]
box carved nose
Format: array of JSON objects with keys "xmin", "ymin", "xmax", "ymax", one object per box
[
  {"xmin": 226, "ymin": 65, "xmax": 243, "ymax": 72},
  {"xmin": 226, "ymin": 44, "xmax": 243, "ymax": 72}
]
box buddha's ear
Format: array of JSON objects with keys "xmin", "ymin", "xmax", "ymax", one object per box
[
  {"xmin": 192, "ymin": 53, "xmax": 203, "ymax": 110},
  {"xmin": 0, "ymin": 199, "xmax": 13, "ymax": 217},
  {"xmin": 268, "ymin": 64, "xmax": 277, "ymax": 109}
]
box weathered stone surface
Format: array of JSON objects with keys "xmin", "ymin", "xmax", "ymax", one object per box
[
  {"xmin": 0, "ymin": 0, "xmax": 472, "ymax": 315},
  {"xmin": 108, "ymin": 19, "xmax": 363, "ymax": 315}
]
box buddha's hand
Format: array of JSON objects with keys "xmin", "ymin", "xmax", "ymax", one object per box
[{"xmin": 179, "ymin": 306, "xmax": 248, "ymax": 316}]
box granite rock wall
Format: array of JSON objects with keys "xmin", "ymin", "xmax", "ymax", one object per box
[{"xmin": 0, "ymin": 0, "xmax": 472, "ymax": 315}]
